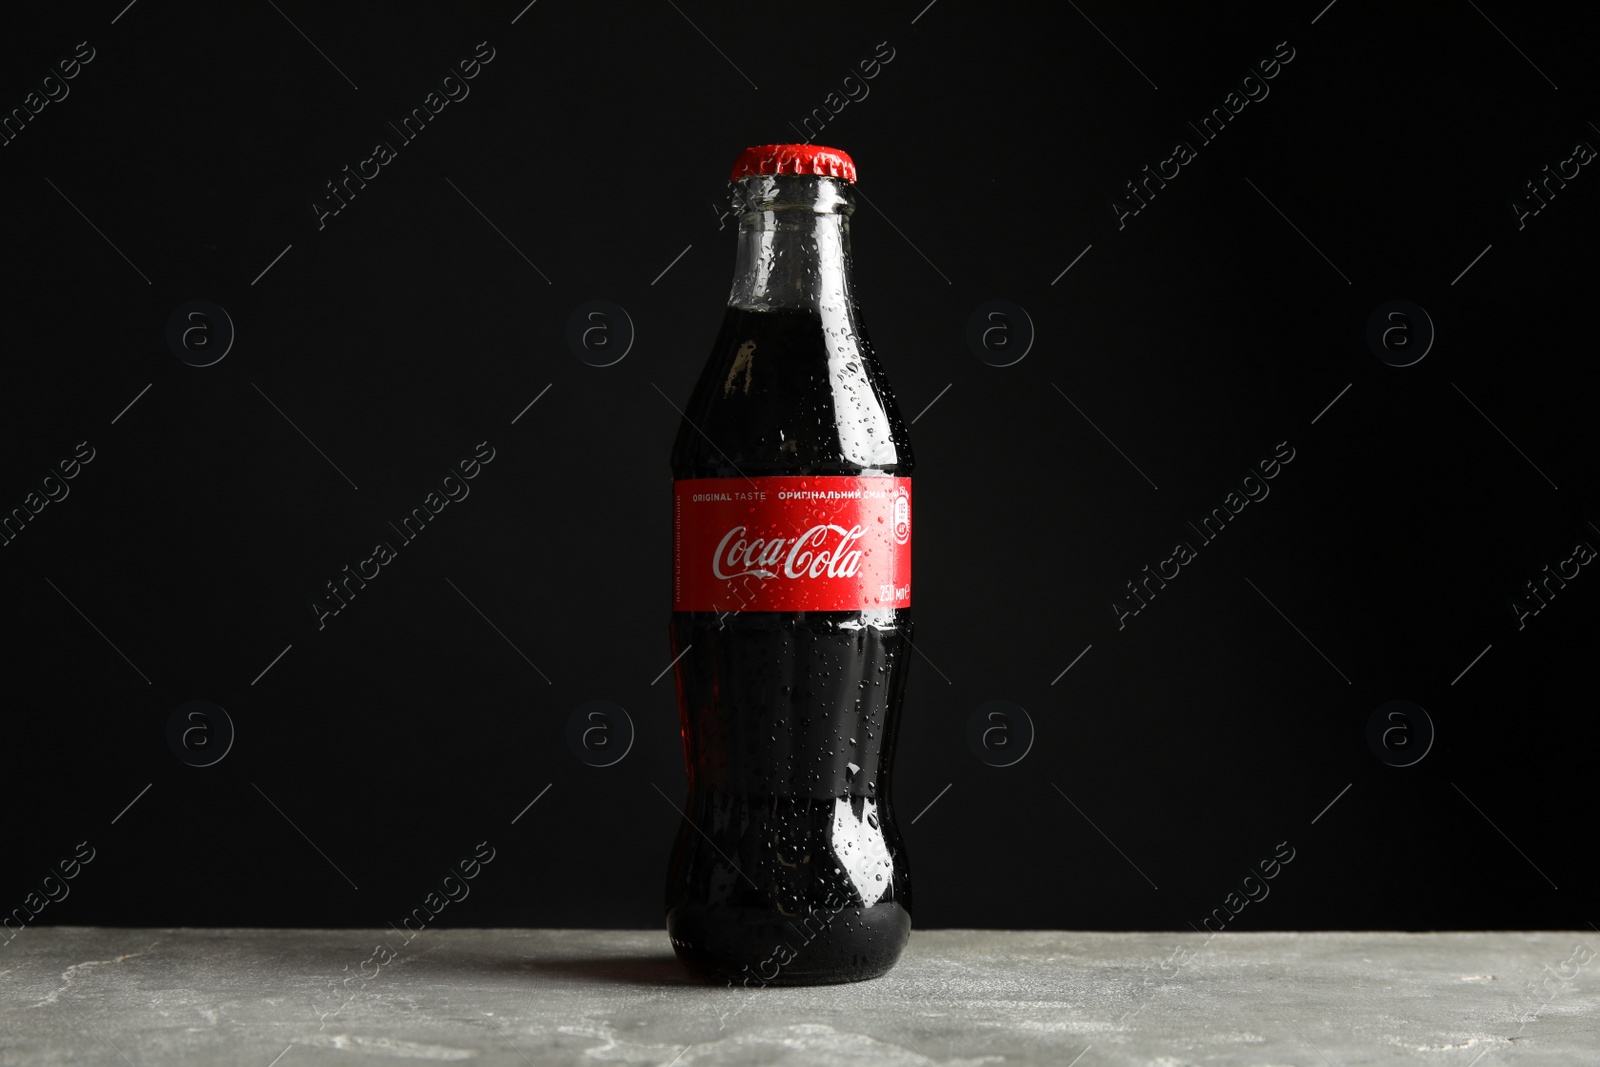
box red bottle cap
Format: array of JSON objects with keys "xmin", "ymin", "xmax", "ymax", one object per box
[{"xmin": 731, "ymin": 144, "xmax": 857, "ymax": 184}]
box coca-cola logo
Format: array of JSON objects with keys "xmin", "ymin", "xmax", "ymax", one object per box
[{"xmin": 712, "ymin": 523, "xmax": 866, "ymax": 581}]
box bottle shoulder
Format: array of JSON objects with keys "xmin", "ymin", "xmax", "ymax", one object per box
[{"xmin": 671, "ymin": 307, "xmax": 914, "ymax": 479}]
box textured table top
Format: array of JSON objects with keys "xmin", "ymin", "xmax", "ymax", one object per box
[{"xmin": 2, "ymin": 928, "xmax": 1596, "ymax": 1065}]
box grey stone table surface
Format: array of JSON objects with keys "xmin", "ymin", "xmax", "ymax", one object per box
[{"xmin": 2, "ymin": 928, "xmax": 1596, "ymax": 1066}]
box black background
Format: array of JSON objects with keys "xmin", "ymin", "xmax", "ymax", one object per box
[{"xmin": 1, "ymin": 0, "xmax": 1594, "ymax": 934}]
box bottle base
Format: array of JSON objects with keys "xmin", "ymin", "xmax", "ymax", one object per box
[{"xmin": 668, "ymin": 900, "xmax": 910, "ymax": 987}]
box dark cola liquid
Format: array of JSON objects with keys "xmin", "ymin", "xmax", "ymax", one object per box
[{"xmin": 667, "ymin": 306, "xmax": 914, "ymax": 985}]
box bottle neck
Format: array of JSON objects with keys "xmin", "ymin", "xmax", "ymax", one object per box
[{"xmin": 727, "ymin": 174, "xmax": 857, "ymax": 313}]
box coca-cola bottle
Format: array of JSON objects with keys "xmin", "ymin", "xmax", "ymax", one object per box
[{"xmin": 665, "ymin": 145, "xmax": 916, "ymax": 985}]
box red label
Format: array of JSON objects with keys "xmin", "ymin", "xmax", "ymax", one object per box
[{"xmin": 674, "ymin": 476, "xmax": 911, "ymax": 612}]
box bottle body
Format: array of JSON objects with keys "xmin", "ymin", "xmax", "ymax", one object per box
[{"xmin": 666, "ymin": 158, "xmax": 915, "ymax": 985}]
